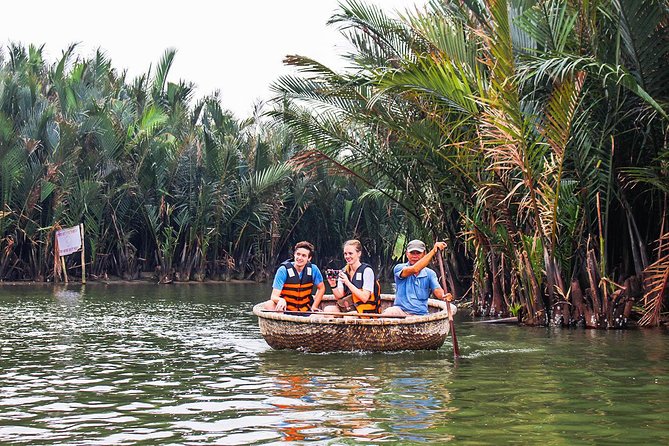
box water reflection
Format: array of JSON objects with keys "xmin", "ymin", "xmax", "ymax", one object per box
[{"xmin": 256, "ymin": 351, "xmax": 455, "ymax": 443}]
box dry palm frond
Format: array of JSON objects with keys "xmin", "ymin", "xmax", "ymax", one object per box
[{"xmin": 640, "ymin": 231, "xmax": 669, "ymax": 326}]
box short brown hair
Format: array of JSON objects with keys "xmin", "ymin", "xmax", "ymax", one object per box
[{"xmin": 294, "ymin": 241, "xmax": 315, "ymax": 256}]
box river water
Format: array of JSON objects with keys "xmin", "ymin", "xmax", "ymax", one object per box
[{"xmin": 0, "ymin": 283, "xmax": 666, "ymax": 445}]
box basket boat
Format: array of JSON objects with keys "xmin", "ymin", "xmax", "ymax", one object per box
[{"xmin": 253, "ymin": 294, "xmax": 455, "ymax": 353}]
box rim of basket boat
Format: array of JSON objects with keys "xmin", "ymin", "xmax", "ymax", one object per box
[{"xmin": 252, "ymin": 295, "xmax": 450, "ymax": 326}]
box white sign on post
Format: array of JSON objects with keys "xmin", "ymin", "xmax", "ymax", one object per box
[{"xmin": 56, "ymin": 225, "xmax": 82, "ymax": 256}]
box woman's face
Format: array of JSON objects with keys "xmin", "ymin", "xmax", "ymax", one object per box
[{"xmin": 343, "ymin": 245, "xmax": 360, "ymax": 265}]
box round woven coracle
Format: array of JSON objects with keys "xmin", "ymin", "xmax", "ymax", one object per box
[{"xmin": 253, "ymin": 294, "xmax": 454, "ymax": 352}]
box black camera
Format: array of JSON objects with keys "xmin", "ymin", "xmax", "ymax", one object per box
[{"xmin": 325, "ymin": 269, "xmax": 340, "ymax": 280}]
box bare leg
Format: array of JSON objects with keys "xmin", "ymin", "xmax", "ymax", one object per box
[
  {"xmin": 382, "ymin": 306, "xmax": 409, "ymax": 317},
  {"xmin": 323, "ymin": 305, "xmax": 340, "ymax": 313},
  {"xmin": 309, "ymin": 304, "xmax": 341, "ymax": 319}
]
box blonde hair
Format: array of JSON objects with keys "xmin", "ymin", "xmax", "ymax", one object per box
[{"xmin": 342, "ymin": 239, "xmax": 362, "ymax": 274}]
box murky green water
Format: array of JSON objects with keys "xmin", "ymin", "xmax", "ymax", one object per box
[{"xmin": 0, "ymin": 283, "xmax": 666, "ymax": 445}]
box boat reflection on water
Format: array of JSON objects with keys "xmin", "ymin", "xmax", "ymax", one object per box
[
  {"xmin": 270, "ymin": 374, "xmax": 318, "ymax": 442},
  {"xmin": 258, "ymin": 350, "xmax": 456, "ymax": 443}
]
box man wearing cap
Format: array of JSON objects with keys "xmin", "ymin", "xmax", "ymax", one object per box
[{"xmin": 383, "ymin": 239, "xmax": 453, "ymax": 316}]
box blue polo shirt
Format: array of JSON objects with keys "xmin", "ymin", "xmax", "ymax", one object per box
[
  {"xmin": 272, "ymin": 263, "xmax": 324, "ymax": 290},
  {"xmin": 393, "ymin": 262, "xmax": 442, "ymax": 315}
]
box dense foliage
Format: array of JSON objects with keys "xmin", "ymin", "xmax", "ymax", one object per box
[{"xmin": 270, "ymin": 0, "xmax": 669, "ymax": 326}]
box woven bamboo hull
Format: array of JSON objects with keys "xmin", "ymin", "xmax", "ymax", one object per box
[{"xmin": 253, "ymin": 295, "xmax": 454, "ymax": 352}]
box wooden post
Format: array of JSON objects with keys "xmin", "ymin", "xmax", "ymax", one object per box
[
  {"xmin": 61, "ymin": 255, "xmax": 69, "ymax": 283},
  {"xmin": 80, "ymin": 223, "xmax": 86, "ymax": 284},
  {"xmin": 54, "ymin": 232, "xmax": 60, "ymax": 283}
]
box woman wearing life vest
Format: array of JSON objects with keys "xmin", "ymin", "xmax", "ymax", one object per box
[
  {"xmin": 265, "ymin": 241, "xmax": 325, "ymax": 312},
  {"xmin": 324, "ymin": 239, "xmax": 380, "ymax": 314}
]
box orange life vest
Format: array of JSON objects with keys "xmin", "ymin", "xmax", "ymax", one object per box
[
  {"xmin": 279, "ymin": 260, "xmax": 314, "ymax": 312},
  {"xmin": 344, "ymin": 263, "xmax": 381, "ymax": 313}
]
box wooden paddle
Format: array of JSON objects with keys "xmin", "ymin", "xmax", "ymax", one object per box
[
  {"xmin": 261, "ymin": 310, "xmax": 407, "ymax": 319},
  {"xmin": 437, "ymin": 251, "xmax": 460, "ymax": 358}
]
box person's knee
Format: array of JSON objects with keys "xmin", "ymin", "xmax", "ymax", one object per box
[
  {"xmin": 382, "ymin": 306, "xmax": 404, "ymax": 316},
  {"xmin": 323, "ymin": 305, "xmax": 339, "ymax": 313},
  {"xmin": 264, "ymin": 300, "xmax": 277, "ymax": 310}
]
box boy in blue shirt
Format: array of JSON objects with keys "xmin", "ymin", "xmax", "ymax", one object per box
[{"xmin": 265, "ymin": 241, "xmax": 325, "ymax": 312}]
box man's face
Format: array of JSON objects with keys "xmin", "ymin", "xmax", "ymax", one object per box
[
  {"xmin": 293, "ymin": 248, "xmax": 312, "ymax": 267},
  {"xmin": 407, "ymin": 250, "xmax": 425, "ymax": 265}
]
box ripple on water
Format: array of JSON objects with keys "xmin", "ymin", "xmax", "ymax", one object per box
[
  {"xmin": 0, "ymin": 396, "xmax": 56, "ymax": 407},
  {"xmin": 173, "ymin": 415, "xmax": 282, "ymax": 433},
  {"xmin": 152, "ymin": 399, "xmax": 272, "ymax": 415},
  {"xmin": 0, "ymin": 426, "xmax": 50, "ymax": 441},
  {"xmin": 463, "ymin": 347, "xmax": 543, "ymax": 359},
  {"xmin": 88, "ymin": 430, "xmax": 175, "ymax": 445}
]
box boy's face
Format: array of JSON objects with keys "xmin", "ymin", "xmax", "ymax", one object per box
[{"xmin": 293, "ymin": 248, "xmax": 312, "ymax": 267}]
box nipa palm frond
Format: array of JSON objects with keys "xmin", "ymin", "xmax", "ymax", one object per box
[
  {"xmin": 613, "ymin": 0, "xmax": 669, "ymax": 97},
  {"xmin": 538, "ymin": 71, "xmax": 585, "ymax": 249},
  {"xmin": 329, "ymin": 0, "xmax": 421, "ymax": 68},
  {"xmin": 640, "ymin": 231, "xmax": 669, "ymax": 326}
]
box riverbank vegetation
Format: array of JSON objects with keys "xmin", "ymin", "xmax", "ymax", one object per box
[
  {"xmin": 1, "ymin": 0, "xmax": 668, "ymax": 327},
  {"xmin": 0, "ymin": 40, "xmax": 406, "ymax": 284}
]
